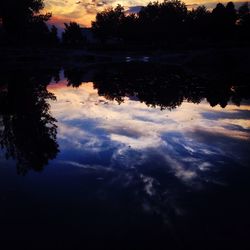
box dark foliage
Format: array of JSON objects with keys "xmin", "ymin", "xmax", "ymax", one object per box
[
  {"xmin": 62, "ymin": 22, "xmax": 86, "ymax": 47},
  {"xmin": 238, "ymin": 2, "xmax": 250, "ymax": 40},
  {"xmin": 0, "ymin": 0, "xmax": 59, "ymax": 46},
  {"xmin": 0, "ymin": 68, "xmax": 60, "ymax": 175},
  {"xmin": 92, "ymin": 1, "xmax": 250, "ymax": 48},
  {"xmin": 65, "ymin": 62, "xmax": 250, "ymax": 110},
  {"xmin": 1, "ymin": 0, "xmax": 249, "ymax": 49},
  {"xmin": 92, "ymin": 5, "xmax": 125, "ymax": 42}
]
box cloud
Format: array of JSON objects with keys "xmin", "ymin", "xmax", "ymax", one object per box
[{"xmin": 38, "ymin": 77, "xmax": 250, "ymax": 223}]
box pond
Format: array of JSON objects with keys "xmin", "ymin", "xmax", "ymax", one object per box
[{"xmin": 0, "ymin": 63, "xmax": 250, "ymax": 249}]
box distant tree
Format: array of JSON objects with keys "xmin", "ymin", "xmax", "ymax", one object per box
[
  {"xmin": 238, "ymin": 2, "xmax": 250, "ymax": 40},
  {"xmin": 92, "ymin": 5, "xmax": 125, "ymax": 42},
  {"xmin": 90, "ymin": 1, "xmax": 247, "ymax": 48},
  {"xmin": 188, "ymin": 6, "xmax": 211, "ymax": 39},
  {"xmin": 138, "ymin": 0, "xmax": 188, "ymax": 44},
  {"xmin": 62, "ymin": 22, "xmax": 86, "ymax": 47},
  {"xmin": 49, "ymin": 25, "xmax": 60, "ymax": 46},
  {"xmin": 189, "ymin": 5, "xmax": 210, "ymax": 20},
  {"xmin": 120, "ymin": 13, "xmax": 139, "ymax": 42},
  {"xmin": 212, "ymin": 3, "xmax": 227, "ymax": 25},
  {"xmin": 226, "ymin": 2, "xmax": 237, "ymax": 25},
  {"xmin": 212, "ymin": 3, "xmax": 232, "ymax": 38}
]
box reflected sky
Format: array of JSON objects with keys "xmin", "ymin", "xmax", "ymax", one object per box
[
  {"xmin": 1, "ymin": 67, "xmax": 250, "ymax": 247},
  {"xmin": 48, "ymin": 78, "xmax": 250, "ymax": 186}
]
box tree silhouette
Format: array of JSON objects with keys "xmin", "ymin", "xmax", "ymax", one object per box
[
  {"xmin": 62, "ymin": 22, "xmax": 86, "ymax": 47},
  {"xmin": 0, "ymin": 0, "xmax": 51, "ymax": 44},
  {"xmin": 238, "ymin": 2, "xmax": 250, "ymax": 40},
  {"xmin": 49, "ymin": 25, "xmax": 60, "ymax": 46},
  {"xmin": 226, "ymin": 2, "xmax": 237, "ymax": 26},
  {"xmin": 187, "ymin": 6, "xmax": 211, "ymax": 39},
  {"xmin": 211, "ymin": 3, "xmax": 228, "ymax": 38},
  {"xmin": 140, "ymin": 0, "xmax": 187, "ymax": 43},
  {"xmin": 65, "ymin": 63, "xmax": 250, "ymax": 110},
  {"xmin": 225, "ymin": 2, "xmax": 237, "ymax": 37},
  {"xmin": 91, "ymin": 1, "xmax": 250, "ymax": 48},
  {"xmin": 92, "ymin": 5, "xmax": 125, "ymax": 43},
  {"xmin": 0, "ymin": 1, "xmax": 249, "ymax": 49},
  {"xmin": 210, "ymin": 2, "xmax": 238, "ymax": 39},
  {"xmin": 0, "ymin": 69, "xmax": 59, "ymax": 175},
  {"xmin": 119, "ymin": 13, "xmax": 139, "ymax": 42}
]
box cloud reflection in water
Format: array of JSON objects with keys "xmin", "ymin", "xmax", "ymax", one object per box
[{"xmin": 48, "ymin": 80, "xmax": 250, "ymax": 192}]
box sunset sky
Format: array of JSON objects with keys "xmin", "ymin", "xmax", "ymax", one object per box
[{"xmin": 44, "ymin": 0, "xmax": 247, "ymax": 28}]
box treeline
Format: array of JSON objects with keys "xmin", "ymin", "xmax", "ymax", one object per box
[
  {"xmin": 1, "ymin": 62, "xmax": 249, "ymax": 174},
  {"xmin": 92, "ymin": 1, "xmax": 250, "ymax": 48},
  {"xmin": 0, "ymin": 0, "xmax": 250, "ymax": 49},
  {"xmin": 64, "ymin": 63, "xmax": 250, "ymax": 109}
]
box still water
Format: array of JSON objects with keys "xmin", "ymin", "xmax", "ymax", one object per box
[{"xmin": 0, "ymin": 64, "xmax": 250, "ymax": 249}]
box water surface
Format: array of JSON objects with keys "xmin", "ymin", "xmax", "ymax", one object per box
[{"xmin": 0, "ymin": 64, "xmax": 250, "ymax": 249}]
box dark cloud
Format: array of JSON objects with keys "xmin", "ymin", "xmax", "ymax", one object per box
[
  {"xmin": 201, "ymin": 109, "xmax": 250, "ymax": 120},
  {"xmin": 126, "ymin": 5, "xmax": 142, "ymax": 14}
]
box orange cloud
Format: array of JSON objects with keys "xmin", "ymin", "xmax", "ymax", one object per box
[{"xmin": 44, "ymin": 0, "xmax": 248, "ymax": 27}]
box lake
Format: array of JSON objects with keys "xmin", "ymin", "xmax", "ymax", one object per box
[{"xmin": 0, "ymin": 63, "xmax": 250, "ymax": 249}]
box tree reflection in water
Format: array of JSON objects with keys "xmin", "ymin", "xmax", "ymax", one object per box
[
  {"xmin": 0, "ymin": 69, "xmax": 59, "ymax": 175},
  {"xmin": 0, "ymin": 63, "xmax": 249, "ymax": 175},
  {"xmin": 65, "ymin": 63, "xmax": 250, "ymax": 109}
]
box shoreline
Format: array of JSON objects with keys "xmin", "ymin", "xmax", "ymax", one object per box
[{"xmin": 1, "ymin": 47, "xmax": 250, "ymax": 79}]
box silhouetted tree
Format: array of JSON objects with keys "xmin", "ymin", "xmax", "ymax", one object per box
[
  {"xmin": 92, "ymin": 5, "xmax": 125, "ymax": 43},
  {"xmin": 226, "ymin": 2, "xmax": 237, "ymax": 26},
  {"xmin": 211, "ymin": 2, "xmax": 237, "ymax": 39},
  {"xmin": 92, "ymin": 1, "xmax": 189, "ymax": 47},
  {"xmin": 0, "ymin": 0, "xmax": 51, "ymax": 44},
  {"xmin": 64, "ymin": 68, "xmax": 88, "ymax": 87},
  {"xmin": 138, "ymin": 0, "xmax": 188, "ymax": 44},
  {"xmin": 65, "ymin": 63, "xmax": 250, "ymax": 109},
  {"xmin": 211, "ymin": 3, "xmax": 228, "ymax": 38},
  {"xmin": 49, "ymin": 25, "xmax": 60, "ymax": 46},
  {"xmin": 238, "ymin": 2, "xmax": 250, "ymax": 40},
  {"xmin": 0, "ymin": 69, "xmax": 59, "ymax": 175},
  {"xmin": 120, "ymin": 13, "xmax": 139, "ymax": 42},
  {"xmin": 187, "ymin": 6, "xmax": 211, "ymax": 39},
  {"xmin": 225, "ymin": 2, "xmax": 237, "ymax": 37},
  {"xmin": 62, "ymin": 22, "xmax": 86, "ymax": 47}
]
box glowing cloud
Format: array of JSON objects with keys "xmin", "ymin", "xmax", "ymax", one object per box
[{"xmin": 44, "ymin": 0, "xmax": 248, "ymax": 27}]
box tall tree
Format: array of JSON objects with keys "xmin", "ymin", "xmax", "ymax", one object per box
[
  {"xmin": 211, "ymin": 3, "xmax": 228, "ymax": 38},
  {"xmin": 49, "ymin": 25, "xmax": 59, "ymax": 46},
  {"xmin": 0, "ymin": 0, "xmax": 51, "ymax": 43},
  {"xmin": 138, "ymin": 0, "xmax": 188, "ymax": 43},
  {"xmin": 92, "ymin": 5, "xmax": 125, "ymax": 42},
  {"xmin": 238, "ymin": 2, "xmax": 250, "ymax": 40},
  {"xmin": 0, "ymin": 68, "xmax": 59, "ymax": 175},
  {"xmin": 62, "ymin": 22, "xmax": 86, "ymax": 47},
  {"xmin": 188, "ymin": 6, "xmax": 211, "ymax": 39}
]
